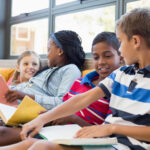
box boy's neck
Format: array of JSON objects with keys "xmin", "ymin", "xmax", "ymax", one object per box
[
  {"xmin": 92, "ymin": 76, "xmax": 104, "ymax": 86},
  {"xmin": 138, "ymin": 49, "xmax": 150, "ymax": 69}
]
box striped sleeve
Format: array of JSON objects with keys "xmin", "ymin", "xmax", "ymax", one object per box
[{"xmin": 98, "ymin": 69, "xmax": 118, "ymax": 98}]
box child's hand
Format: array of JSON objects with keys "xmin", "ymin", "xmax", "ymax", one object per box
[
  {"xmin": 5, "ymin": 89, "xmax": 25, "ymax": 102},
  {"xmin": 75, "ymin": 124, "xmax": 113, "ymax": 138},
  {"xmin": 20, "ymin": 116, "xmax": 44, "ymax": 140},
  {"xmin": 50, "ymin": 115, "xmax": 75, "ymax": 125}
]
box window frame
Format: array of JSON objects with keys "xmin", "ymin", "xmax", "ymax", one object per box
[{"xmin": 4, "ymin": 0, "xmax": 140, "ymax": 59}]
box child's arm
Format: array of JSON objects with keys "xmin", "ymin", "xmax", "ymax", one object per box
[
  {"xmin": 34, "ymin": 65, "xmax": 82, "ymax": 110},
  {"xmin": 39, "ymin": 111, "xmax": 91, "ymax": 126},
  {"xmin": 50, "ymin": 115, "xmax": 91, "ymax": 127},
  {"xmin": 20, "ymin": 86, "xmax": 105, "ymax": 139},
  {"xmin": 112, "ymin": 124, "xmax": 150, "ymax": 142},
  {"xmin": 76, "ymin": 124, "xmax": 150, "ymax": 142}
]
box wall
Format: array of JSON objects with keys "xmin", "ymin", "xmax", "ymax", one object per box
[{"xmin": 0, "ymin": 0, "xmax": 7, "ymax": 58}]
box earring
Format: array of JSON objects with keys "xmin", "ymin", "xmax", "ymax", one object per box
[{"xmin": 58, "ymin": 53, "xmax": 61, "ymax": 56}]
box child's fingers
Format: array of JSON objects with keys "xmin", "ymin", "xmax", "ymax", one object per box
[
  {"xmin": 75, "ymin": 127, "xmax": 90, "ymax": 138},
  {"xmin": 6, "ymin": 95, "xmax": 17, "ymax": 102},
  {"xmin": 5, "ymin": 90, "xmax": 13, "ymax": 98},
  {"xmin": 74, "ymin": 128, "xmax": 84, "ymax": 138},
  {"xmin": 5, "ymin": 90, "xmax": 17, "ymax": 100},
  {"xmin": 20, "ymin": 125, "xmax": 34, "ymax": 140},
  {"xmin": 28, "ymin": 128, "xmax": 39, "ymax": 138},
  {"xmin": 20, "ymin": 129, "xmax": 28, "ymax": 140}
]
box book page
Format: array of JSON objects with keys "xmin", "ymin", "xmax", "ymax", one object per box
[
  {"xmin": 53, "ymin": 137, "xmax": 118, "ymax": 146},
  {"xmin": 39, "ymin": 124, "xmax": 81, "ymax": 141},
  {"xmin": 39, "ymin": 124, "xmax": 118, "ymax": 146},
  {"xmin": 0, "ymin": 103, "xmax": 16, "ymax": 123}
]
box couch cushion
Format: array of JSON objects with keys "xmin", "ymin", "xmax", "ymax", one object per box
[
  {"xmin": 0, "ymin": 59, "xmax": 17, "ymax": 68},
  {"xmin": 0, "ymin": 68, "xmax": 15, "ymax": 81},
  {"xmin": 82, "ymin": 69, "xmax": 95, "ymax": 77},
  {"xmin": 0, "ymin": 58, "xmax": 94, "ymax": 81}
]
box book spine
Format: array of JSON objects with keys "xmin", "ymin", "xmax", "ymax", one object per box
[{"xmin": 38, "ymin": 134, "xmax": 48, "ymax": 140}]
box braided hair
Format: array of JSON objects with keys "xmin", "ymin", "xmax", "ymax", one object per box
[
  {"xmin": 52, "ymin": 30, "xmax": 85, "ymax": 71},
  {"xmin": 45, "ymin": 30, "xmax": 85, "ymax": 90}
]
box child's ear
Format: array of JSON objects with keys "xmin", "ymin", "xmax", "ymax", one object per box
[
  {"xmin": 16, "ymin": 64, "xmax": 20, "ymax": 72},
  {"xmin": 120, "ymin": 56, "xmax": 125, "ymax": 66},
  {"xmin": 132, "ymin": 35, "xmax": 141, "ymax": 50},
  {"xmin": 58, "ymin": 49, "xmax": 64, "ymax": 56}
]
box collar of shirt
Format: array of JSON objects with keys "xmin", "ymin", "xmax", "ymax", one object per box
[
  {"xmin": 134, "ymin": 64, "xmax": 150, "ymax": 77},
  {"xmin": 81, "ymin": 71, "xmax": 99, "ymax": 88}
]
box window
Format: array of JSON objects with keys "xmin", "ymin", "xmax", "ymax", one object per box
[
  {"xmin": 55, "ymin": 5, "xmax": 115, "ymax": 53},
  {"xmin": 12, "ymin": 0, "xmax": 49, "ymax": 16},
  {"xmin": 55, "ymin": 0, "xmax": 76, "ymax": 6},
  {"xmin": 127, "ymin": 0, "xmax": 150, "ymax": 12},
  {"xmin": 10, "ymin": 18, "xmax": 48, "ymax": 56},
  {"xmin": 8, "ymin": 0, "xmax": 138, "ymax": 58}
]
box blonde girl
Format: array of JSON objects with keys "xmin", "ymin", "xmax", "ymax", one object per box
[{"xmin": 7, "ymin": 51, "xmax": 41, "ymax": 86}]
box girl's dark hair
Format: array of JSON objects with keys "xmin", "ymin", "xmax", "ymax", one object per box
[
  {"xmin": 92, "ymin": 32, "xmax": 120, "ymax": 54},
  {"xmin": 43, "ymin": 30, "xmax": 85, "ymax": 90},
  {"xmin": 52, "ymin": 30, "xmax": 85, "ymax": 71}
]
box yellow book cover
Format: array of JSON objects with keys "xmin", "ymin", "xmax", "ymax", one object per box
[{"xmin": 0, "ymin": 95, "xmax": 46, "ymax": 126}]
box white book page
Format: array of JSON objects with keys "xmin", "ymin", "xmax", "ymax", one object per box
[
  {"xmin": 39, "ymin": 124, "xmax": 81, "ymax": 141},
  {"xmin": 0, "ymin": 103, "xmax": 16, "ymax": 121},
  {"xmin": 56, "ymin": 137, "xmax": 118, "ymax": 145}
]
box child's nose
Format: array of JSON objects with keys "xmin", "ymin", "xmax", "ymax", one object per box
[
  {"xmin": 119, "ymin": 47, "xmax": 122, "ymax": 53},
  {"xmin": 28, "ymin": 63, "xmax": 34, "ymax": 68},
  {"xmin": 98, "ymin": 58, "xmax": 106, "ymax": 65}
]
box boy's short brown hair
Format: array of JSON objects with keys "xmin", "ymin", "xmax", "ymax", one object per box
[{"xmin": 116, "ymin": 8, "xmax": 150, "ymax": 47}]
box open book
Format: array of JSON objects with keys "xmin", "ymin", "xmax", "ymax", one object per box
[
  {"xmin": 0, "ymin": 95, "xmax": 46, "ymax": 126},
  {"xmin": 39, "ymin": 124, "xmax": 118, "ymax": 146},
  {"xmin": 0, "ymin": 75, "xmax": 18, "ymax": 106}
]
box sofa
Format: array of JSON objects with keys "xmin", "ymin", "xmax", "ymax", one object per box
[{"xmin": 0, "ymin": 59, "xmax": 94, "ymax": 82}]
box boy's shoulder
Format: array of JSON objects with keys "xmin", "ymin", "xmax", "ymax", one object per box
[
  {"xmin": 119, "ymin": 65, "xmax": 135, "ymax": 75},
  {"xmin": 108, "ymin": 65, "xmax": 136, "ymax": 80}
]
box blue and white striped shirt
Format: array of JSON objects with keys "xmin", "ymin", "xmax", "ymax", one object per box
[{"xmin": 99, "ymin": 65, "xmax": 150, "ymax": 150}]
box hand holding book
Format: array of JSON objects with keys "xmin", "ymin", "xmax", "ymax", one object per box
[
  {"xmin": 75, "ymin": 124, "xmax": 113, "ymax": 139},
  {"xmin": 21, "ymin": 110, "xmax": 46, "ymax": 140},
  {"xmin": 5, "ymin": 89, "xmax": 25, "ymax": 103},
  {"xmin": 0, "ymin": 95, "xmax": 46, "ymax": 126},
  {"xmin": 0, "ymin": 75, "xmax": 18, "ymax": 106}
]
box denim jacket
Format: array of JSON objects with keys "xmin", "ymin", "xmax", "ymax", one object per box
[{"xmin": 10, "ymin": 64, "xmax": 81, "ymax": 110}]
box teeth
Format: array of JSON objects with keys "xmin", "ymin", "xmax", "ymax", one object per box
[
  {"xmin": 27, "ymin": 72, "xmax": 34, "ymax": 74},
  {"xmin": 99, "ymin": 68, "xmax": 108, "ymax": 71}
]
